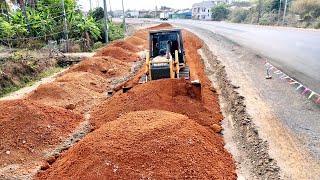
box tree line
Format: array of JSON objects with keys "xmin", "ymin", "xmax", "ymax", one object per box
[
  {"xmin": 211, "ymin": 0, "xmax": 320, "ymax": 29},
  {"xmin": 0, "ymin": 0, "xmax": 124, "ymax": 50}
]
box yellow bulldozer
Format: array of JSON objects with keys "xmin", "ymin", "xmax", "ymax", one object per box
[{"xmin": 142, "ymin": 29, "xmax": 190, "ymax": 82}]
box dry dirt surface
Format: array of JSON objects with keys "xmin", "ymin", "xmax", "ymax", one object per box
[
  {"xmin": 36, "ymin": 110, "xmax": 236, "ymax": 180},
  {"xmin": 1, "ymin": 23, "xmax": 238, "ymax": 179},
  {"xmin": 94, "ymin": 46, "xmax": 140, "ymax": 62},
  {"xmin": 38, "ymin": 25, "xmax": 237, "ymax": 179},
  {"xmin": 67, "ymin": 57, "xmax": 131, "ymax": 79},
  {"xmin": 0, "ymin": 100, "xmax": 83, "ymax": 179}
]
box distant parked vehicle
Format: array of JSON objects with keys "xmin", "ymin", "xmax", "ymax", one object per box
[{"xmin": 160, "ymin": 12, "xmax": 169, "ymax": 21}]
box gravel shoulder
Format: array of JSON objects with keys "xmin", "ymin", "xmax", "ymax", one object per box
[{"xmin": 176, "ymin": 24, "xmax": 320, "ymax": 179}]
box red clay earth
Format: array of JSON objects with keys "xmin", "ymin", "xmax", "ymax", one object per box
[
  {"xmin": 108, "ymin": 40, "xmax": 142, "ymax": 53},
  {"xmin": 26, "ymin": 72, "xmax": 108, "ymax": 114},
  {"xmin": 125, "ymin": 36, "xmax": 148, "ymax": 49},
  {"xmin": 94, "ymin": 46, "xmax": 140, "ymax": 62},
  {"xmin": 36, "ymin": 110, "xmax": 236, "ymax": 179},
  {"xmin": 36, "ymin": 27, "xmax": 236, "ymax": 178},
  {"xmin": 91, "ymin": 78, "xmax": 223, "ymax": 130},
  {"xmin": 0, "ymin": 100, "xmax": 83, "ymax": 167},
  {"xmin": 125, "ymin": 23, "xmax": 173, "ymax": 49},
  {"xmin": 67, "ymin": 56, "xmax": 131, "ymax": 79},
  {"xmin": 26, "ymin": 54, "xmax": 133, "ymax": 114}
]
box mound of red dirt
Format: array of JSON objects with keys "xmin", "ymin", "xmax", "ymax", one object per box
[
  {"xmin": 67, "ymin": 57, "xmax": 131, "ymax": 79},
  {"xmin": 91, "ymin": 79, "xmax": 223, "ymax": 130},
  {"xmin": 148, "ymin": 23, "xmax": 173, "ymax": 30},
  {"xmin": 108, "ymin": 40, "xmax": 142, "ymax": 53},
  {"xmin": 132, "ymin": 30, "xmax": 148, "ymax": 39},
  {"xmin": 55, "ymin": 72, "xmax": 109, "ymax": 93},
  {"xmin": 94, "ymin": 46, "xmax": 140, "ymax": 62},
  {"xmin": 125, "ymin": 36, "xmax": 148, "ymax": 49},
  {"xmin": 0, "ymin": 100, "xmax": 82, "ymax": 167},
  {"xmin": 36, "ymin": 110, "xmax": 236, "ymax": 179},
  {"xmin": 125, "ymin": 23, "xmax": 173, "ymax": 49},
  {"xmin": 26, "ymin": 73, "xmax": 106, "ymax": 114}
]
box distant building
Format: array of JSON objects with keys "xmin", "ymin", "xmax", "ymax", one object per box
[
  {"xmin": 192, "ymin": 0, "xmax": 229, "ymax": 20},
  {"xmin": 127, "ymin": 10, "xmax": 139, "ymax": 18},
  {"xmin": 172, "ymin": 9, "xmax": 192, "ymax": 19}
]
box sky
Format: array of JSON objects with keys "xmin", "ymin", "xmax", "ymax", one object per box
[{"xmin": 78, "ymin": 0, "xmax": 202, "ymax": 11}]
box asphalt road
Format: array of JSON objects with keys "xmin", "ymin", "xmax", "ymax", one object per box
[
  {"xmin": 168, "ymin": 19, "xmax": 320, "ymax": 92},
  {"xmin": 122, "ymin": 18, "xmax": 320, "ymax": 92}
]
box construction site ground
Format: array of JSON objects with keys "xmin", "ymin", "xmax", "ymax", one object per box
[{"xmin": 1, "ymin": 23, "xmax": 239, "ymax": 179}]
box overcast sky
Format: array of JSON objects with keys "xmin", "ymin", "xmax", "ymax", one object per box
[{"xmin": 78, "ymin": 0, "xmax": 201, "ymax": 11}]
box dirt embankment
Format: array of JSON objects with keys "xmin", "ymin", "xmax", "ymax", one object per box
[
  {"xmin": 36, "ymin": 24, "xmax": 237, "ymax": 179},
  {"xmin": 1, "ymin": 23, "xmax": 237, "ymax": 179},
  {"xmin": 0, "ymin": 52, "xmax": 57, "ymax": 97},
  {"xmin": 37, "ymin": 110, "xmax": 236, "ymax": 180},
  {"xmin": 0, "ymin": 100, "xmax": 83, "ymax": 179},
  {"xmin": 0, "ymin": 23, "xmax": 174, "ymax": 179}
]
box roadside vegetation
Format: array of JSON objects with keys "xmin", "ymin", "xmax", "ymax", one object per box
[
  {"xmin": 0, "ymin": 0, "xmax": 125, "ymax": 97},
  {"xmin": 211, "ymin": 0, "xmax": 320, "ymax": 29},
  {"xmin": 0, "ymin": 49, "xmax": 64, "ymax": 97},
  {"xmin": 0, "ymin": 0, "xmax": 124, "ymax": 51}
]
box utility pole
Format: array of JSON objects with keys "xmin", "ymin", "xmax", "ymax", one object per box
[
  {"xmin": 122, "ymin": 0, "xmax": 126, "ymax": 33},
  {"xmin": 282, "ymin": 0, "xmax": 288, "ymax": 25},
  {"xmin": 103, "ymin": 0, "xmax": 109, "ymax": 43},
  {"xmin": 61, "ymin": 0, "xmax": 69, "ymax": 52},
  {"xmin": 277, "ymin": 0, "xmax": 282, "ymax": 25},
  {"xmin": 89, "ymin": 0, "xmax": 92, "ymax": 11},
  {"xmin": 109, "ymin": 0, "xmax": 112, "ymax": 22}
]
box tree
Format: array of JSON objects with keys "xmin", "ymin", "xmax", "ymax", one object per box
[
  {"xmin": 229, "ymin": 8, "xmax": 249, "ymax": 23},
  {"xmin": 291, "ymin": 0, "xmax": 320, "ymax": 20},
  {"xmin": 89, "ymin": 7, "xmax": 104, "ymax": 21},
  {"xmin": 211, "ymin": 4, "xmax": 229, "ymax": 21}
]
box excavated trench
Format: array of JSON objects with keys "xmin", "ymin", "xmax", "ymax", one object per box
[{"xmin": 0, "ymin": 23, "xmax": 278, "ymax": 179}]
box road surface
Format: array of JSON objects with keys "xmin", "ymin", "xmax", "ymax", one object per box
[
  {"xmin": 123, "ymin": 18, "xmax": 320, "ymax": 92},
  {"xmin": 173, "ymin": 20, "xmax": 320, "ymax": 92}
]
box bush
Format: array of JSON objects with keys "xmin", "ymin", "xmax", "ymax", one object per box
[
  {"xmin": 257, "ymin": 13, "xmax": 278, "ymax": 25},
  {"xmin": 211, "ymin": 4, "xmax": 230, "ymax": 21},
  {"xmin": 108, "ymin": 23, "xmax": 124, "ymax": 41},
  {"xmin": 229, "ymin": 8, "xmax": 249, "ymax": 23},
  {"xmin": 291, "ymin": 0, "xmax": 320, "ymax": 20},
  {"xmin": 92, "ymin": 42, "xmax": 104, "ymax": 50},
  {"xmin": 314, "ymin": 17, "xmax": 320, "ymax": 28}
]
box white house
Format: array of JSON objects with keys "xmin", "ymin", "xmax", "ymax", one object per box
[{"xmin": 192, "ymin": 0, "xmax": 229, "ymax": 20}]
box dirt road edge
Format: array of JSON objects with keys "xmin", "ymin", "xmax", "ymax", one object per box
[{"xmin": 199, "ymin": 45, "xmax": 281, "ymax": 179}]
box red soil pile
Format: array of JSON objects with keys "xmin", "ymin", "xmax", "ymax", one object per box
[
  {"xmin": 132, "ymin": 30, "xmax": 148, "ymax": 39},
  {"xmin": 108, "ymin": 40, "xmax": 142, "ymax": 53},
  {"xmin": 181, "ymin": 30, "xmax": 219, "ymax": 109},
  {"xmin": 0, "ymin": 100, "xmax": 82, "ymax": 167},
  {"xmin": 125, "ymin": 36, "xmax": 148, "ymax": 49},
  {"xmin": 26, "ymin": 72, "xmax": 107, "ymax": 114},
  {"xmin": 91, "ymin": 79, "xmax": 223, "ymax": 130},
  {"xmin": 94, "ymin": 46, "xmax": 140, "ymax": 62},
  {"xmin": 125, "ymin": 23, "xmax": 173, "ymax": 49},
  {"xmin": 55, "ymin": 72, "xmax": 109, "ymax": 93},
  {"xmin": 36, "ymin": 110, "xmax": 236, "ymax": 179},
  {"xmin": 67, "ymin": 57, "xmax": 131, "ymax": 79},
  {"xmin": 148, "ymin": 23, "xmax": 173, "ymax": 30}
]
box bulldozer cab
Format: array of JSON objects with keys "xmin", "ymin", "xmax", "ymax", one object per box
[
  {"xmin": 149, "ymin": 29, "xmax": 185, "ymax": 64},
  {"xmin": 141, "ymin": 28, "xmax": 190, "ymax": 82}
]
